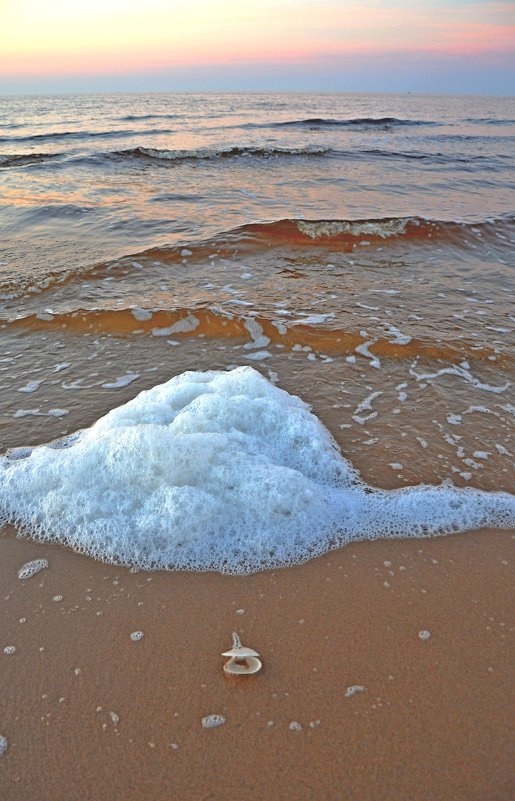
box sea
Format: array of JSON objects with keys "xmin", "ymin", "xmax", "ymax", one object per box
[{"xmin": 0, "ymin": 92, "xmax": 514, "ymax": 569}]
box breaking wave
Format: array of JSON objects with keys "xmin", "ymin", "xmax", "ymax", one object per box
[
  {"xmin": 465, "ymin": 118, "xmax": 515, "ymax": 125},
  {"xmin": 0, "ymin": 152, "xmax": 59, "ymax": 168},
  {"xmin": 112, "ymin": 145, "xmax": 332, "ymax": 162},
  {"xmin": 245, "ymin": 117, "xmax": 438, "ymax": 129},
  {"xmin": 117, "ymin": 113, "xmax": 183, "ymax": 121},
  {"xmin": 0, "ymin": 127, "xmax": 176, "ymax": 144},
  {"xmin": 1, "ymin": 214, "xmax": 512, "ymax": 300},
  {"xmin": 226, "ymin": 215, "xmax": 515, "ymax": 247}
]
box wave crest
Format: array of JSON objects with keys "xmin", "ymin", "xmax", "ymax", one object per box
[
  {"xmin": 0, "ymin": 152, "xmax": 59, "ymax": 168},
  {"xmin": 115, "ymin": 145, "xmax": 332, "ymax": 162},
  {"xmin": 248, "ymin": 117, "xmax": 437, "ymax": 129}
]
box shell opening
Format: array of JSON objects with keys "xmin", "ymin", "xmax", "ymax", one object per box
[{"xmin": 223, "ymin": 655, "xmax": 262, "ymax": 676}]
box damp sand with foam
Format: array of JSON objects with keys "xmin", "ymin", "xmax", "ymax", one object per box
[
  {"xmin": 0, "ymin": 369, "xmax": 514, "ymax": 801},
  {"xmin": 0, "ymin": 523, "xmax": 513, "ymax": 800},
  {"xmin": 1, "ymin": 368, "xmax": 513, "ymax": 572}
]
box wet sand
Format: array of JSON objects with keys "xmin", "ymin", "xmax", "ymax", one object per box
[{"xmin": 1, "ymin": 524, "xmax": 513, "ymax": 801}]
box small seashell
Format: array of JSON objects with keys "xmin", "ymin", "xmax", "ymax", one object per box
[{"xmin": 222, "ymin": 632, "xmax": 262, "ymax": 676}]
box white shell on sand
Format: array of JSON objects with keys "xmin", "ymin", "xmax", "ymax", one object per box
[{"xmin": 222, "ymin": 631, "xmax": 262, "ymax": 675}]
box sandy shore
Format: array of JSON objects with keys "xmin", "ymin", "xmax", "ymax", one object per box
[{"xmin": 1, "ymin": 524, "xmax": 513, "ymax": 801}]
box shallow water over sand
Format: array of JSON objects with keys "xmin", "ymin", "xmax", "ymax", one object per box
[{"xmin": 1, "ymin": 92, "xmax": 514, "ymax": 525}]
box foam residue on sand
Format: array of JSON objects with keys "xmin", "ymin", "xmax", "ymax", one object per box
[
  {"xmin": 201, "ymin": 715, "xmax": 225, "ymax": 729},
  {"xmin": 0, "ymin": 367, "xmax": 514, "ymax": 574},
  {"xmin": 17, "ymin": 558, "xmax": 48, "ymax": 580}
]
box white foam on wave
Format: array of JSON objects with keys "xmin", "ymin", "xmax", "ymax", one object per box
[
  {"xmin": 0, "ymin": 367, "xmax": 513, "ymax": 574},
  {"xmin": 296, "ymin": 219, "xmax": 410, "ymax": 239}
]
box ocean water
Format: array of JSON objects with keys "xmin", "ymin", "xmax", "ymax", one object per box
[{"xmin": 0, "ymin": 92, "xmax": 514, "ymax": 570}]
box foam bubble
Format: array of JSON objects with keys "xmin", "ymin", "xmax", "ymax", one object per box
[
  {"xmin": 18, "ymin": 559, "xmax": 48, "ymax": 580},
  {"xmin": 17, "ymin": 380, "xmax": 44, "ymax": 393},
  {"xmin": 384, "ymin": 324, "xmax": 412, "ymax": 346},
  {"xmin": 355, "ymin": 337, "xmax": 381, "ymax": 368},
  {"xmin": 243, "ymin": 318, "xmax": 270, "ymax": 349},
  {"xmin": 344, "ymin": 685, "xmax": 366, "ymax": 697},
  {"xmin": 0, "ymin": 367, "xmax": 514, "ymax": 575},
  {"xmin": 291, "ymin": 313, "xmax": 335, "ymax": 326},
  {"xmin": 410, "ymin": 363, "xmax": 510, "ymax": 394},
  {"xmin": 130, "ymin": 631, "xmax": 144, "ymax": 641},
  {"xmin": 14, "ymin": 409, "xmax": 44, "ymax": 418},
  {"xmin": 246, "ymin": 350, "xmax": 271, "ymax": 361},
  {"xmin": 102, "ymin": 373, "xmax": 140, "ymax": 390},
  {"xmin": 353, "ymin": 391, "xmax": 382, "ymax": 425},
  {"xmin": 131, "ymin": 308, "xmax": 153, "ymax": 321},
  {"xmin": 152, "ymin": 315, "xmax": 199, "ymax": 337},
  {"xmin": 202, "ymin": 714, "xmax": 225, "ymax": 729}
]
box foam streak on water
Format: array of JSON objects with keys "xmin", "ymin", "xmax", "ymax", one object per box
[{"xmin": 0, "ymin": 367, "xmax": 513, "ymax": 575}]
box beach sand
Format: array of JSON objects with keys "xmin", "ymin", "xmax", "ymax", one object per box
[{"xmin": 1, "ymin": 524, "xmax": 513, "ymax": 801}]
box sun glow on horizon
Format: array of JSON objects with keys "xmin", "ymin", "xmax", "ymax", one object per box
[{"xmin": 0, "ymin": 0, "xmax": 513, "ymax": 91}]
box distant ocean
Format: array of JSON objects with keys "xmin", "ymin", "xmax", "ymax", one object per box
[{"xmin": 0, "ymin": 92, "xmax": 514, "ymax": 568}]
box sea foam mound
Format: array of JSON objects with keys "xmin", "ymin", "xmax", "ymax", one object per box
[{"xmin": 0, "ymin": 367, "xmax": 513, "ymax": 574}]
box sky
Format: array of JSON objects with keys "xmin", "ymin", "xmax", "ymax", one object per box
[{"xmin": 0, "ymin": 0, "xmax": 513, "ymax": 95}]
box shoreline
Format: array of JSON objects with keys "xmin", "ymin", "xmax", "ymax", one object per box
[{"xmin": 1, "ymin": 524, "xmax": 513, "ymax": 801}]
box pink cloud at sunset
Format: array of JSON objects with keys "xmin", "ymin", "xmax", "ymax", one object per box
[{"xmin": 0, "ymin": 0, "xmax": 513, "ymax": 92}]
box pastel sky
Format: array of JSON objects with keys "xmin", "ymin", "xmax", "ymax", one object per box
[{"xmin": 1, "ymin": 0, "xmax": 513, "ymax": 94}]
